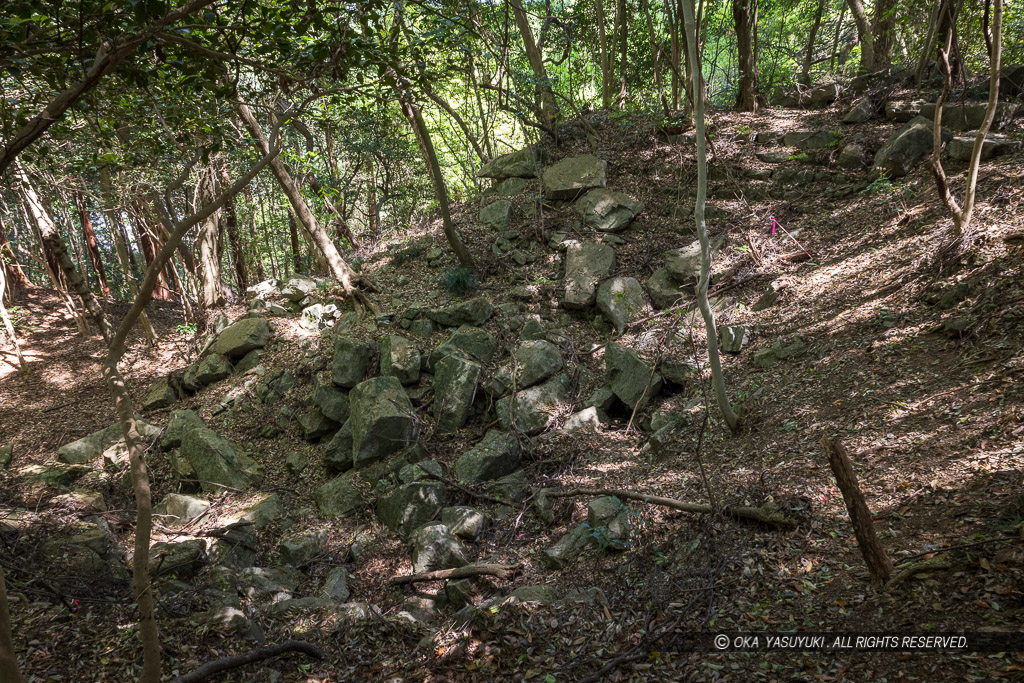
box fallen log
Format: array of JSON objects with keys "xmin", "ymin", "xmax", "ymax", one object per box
[
  {"xmin": 390, "ymin": 563, "xmax": 519, "ymax": 586},
  {"xmin": 172, "ymin": 640, "xmax": 325, "ymax": 683},
  {"xmin": 537, "ymin": 487, "xmax": 796, "ymax": 529}
]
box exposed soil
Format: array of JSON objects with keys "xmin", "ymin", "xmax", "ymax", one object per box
[{"xmin": 1, "ymin": 99, "xmax": 1023, "ymax": 681}]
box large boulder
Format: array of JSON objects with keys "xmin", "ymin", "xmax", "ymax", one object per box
[
  {"xmin": 312, "ymin": 382, "xmax": 350, "ymax": 424},
  {"xmin": 192, "ymin": 353, "xmax": 232, "ymax": 387},
  {"xmin": 596, "ymin": 277, "xmax": 651, "ymax": 333},
  {"xmin": 455, "ymin": 430, "xmax": 522, "ymax": 482},
  {"xmin": 948, "ymin": 133, "xmax": 1022, "ymax": 161},
  {"xmin": 478, "ymin": 147, "xmax": 541, "ymax": 179},
  {"xmin": 58, "ymin": 418, "xmax": 160, "ymax": 465},
  {"xmin": 563, "ymin": 241, "xmax": 616, "ymax": 309},
  {"xmin": 780, "ymin": 82, "xmax": 840, "ymax": 108},
  {"xmin": 181, "ymin": 426, "xmax": 259, "ymax": 492},
  {"xmin": 212, "ymin": 317, "xmax": 270, "ymax": 358},
  {"xmin": 919, "ymin": 101, "xmax": 1019, "ymax": 131},
  {"xmin": 1000, "ymin": 64, "xmax": 1024, "ymax": 99},
  {"xmin": 426, "ymin": 297, "xmax": 494, "ymax": 327},
  {"xmin": 332, "ymin": 336, "xmax": 373, "ymax": 388},
  {"xmin": 663, "ymin": 236, "xmax": 724, "ymax": 286},
  {"xmin": 380, "ymin": 334, "xmax": 421, "ymax": 385},
  {"xmin": 838, "ymin": 143, "xmax": 866, "ymax": 170},
  {"xmin": 154, "ymin": 494, "xmax": 209, "ymax": 526},
  {"xmin": 543, "ymin": 155, "xmax": 607, "ymax": 200},
  {"xmin": 605, "ymin": 342, "xmax": 662, "ymax": 411},
  {"xmin": 279, "ymin": 531, "xmax": 327, "ymax": 566},
  {"xmin": 574, "ymin": 189, "xmax": 644, "ymax": 233},
  {"xmin": 441, "ymin": 507, "xmax": 489, "ymax": 540},
  {"xmin": 843, "ymin": 97, "xmax": 875, "ymax": 123},
  {"xmin": 872, "ymin": 116, "xmax": 952, "ymax": 177},
  {"xmin": 480, "ymin": 200, "xmax": 512, "ymax": 231},
  {"xmin": 349, "ymin": 377, "xmax": 419, "ymax": 467},
  {"xmin": 408, "ymin": 523, "xmax": 469, "ymax": 573},
  {"xmin": 143, "ymin": 377, "xmax": 177, "ymax": 410},
  {"xmin": 492, "ymin": 340, "xmax": 563, "ymax": 396},
  {"xmin": 280, "ymin": 276, "xmax": 318, "ymax": 302},
  {"xmin": 323, "ymin": 419, "xmax": 354, "ymax": 472},
  {"xmin": 161, "ymin": 409, "xmax": 205, "ymax": 450},
  {"xmin": 587, "ymin": 496, "xmax": 632, "ymax": 550},
  {"xmin": 377, "ymin": 482, "xmax": 447, "ymax": 537},
  {"xmin": 315, "ymin": 471, "xmax": 365, "ymax": 517},
  {"xmin": 150, "ymin": 539, "xmax": 206, "ymax": 578},
  {"xmin": 497, "ymin": 373, "xmax": 571, "ymax": 435},
  {"xmin": 427, "ymin": 325, "xmax": 496, "ymax": 369},
  {"xmin": 432, "ymin": 354, "xmax": 482, "ymax": 434},
  {"xmin": 246, "ymin": 279, "xmax": 280, "ymax": 300},
  {"xmin": 645, "ymin": 269, "xmax": 687, "ymax": 309}
]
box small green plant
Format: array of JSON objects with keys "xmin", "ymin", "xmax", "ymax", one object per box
[
  {"xmin": 736, "ymin": 123, "xmax": 751, "ymax": 137},
  {"xmin": 441, "ymin": 266, "xmax": 478, "ymax": 295},
  {"xmin": 861, "ymin": 174, "xmax": 893, "ymax": 195},
  {"xmin": 176, "ymin": 322, "xmax": 198, "ymax": 336},
  {"xmin": 787, "ymin": 152, "xmax": 810, "ymax": 162},
  {"xmin": 828, "ymin": 130, "xmax": 845, "ymax": 148}
]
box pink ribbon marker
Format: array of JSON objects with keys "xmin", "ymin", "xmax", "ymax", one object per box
[{"xmin": 770, "ymin": 216, "xmax": 778, "ymax": 236}]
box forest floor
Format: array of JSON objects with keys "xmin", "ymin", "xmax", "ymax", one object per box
[{"xmin": 2, "ymin": 99, "xmax": 1024, "ymax": 682}]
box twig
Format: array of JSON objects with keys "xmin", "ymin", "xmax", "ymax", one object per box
[
  {"xmin": 422, "ymin": 472, "xmax": 508, "ymax": 506},
  {"xmin": 171, "ymin": 640, "xmax": 325, "ymax": 683},
  {"xmin": 389, "ymin": 563, "xmax": 519, "ymax": 586}
]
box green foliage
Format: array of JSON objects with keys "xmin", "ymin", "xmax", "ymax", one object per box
[
  {"xmin": 862, "ymin": 175, "xmax": 894, "ymax": 195},
  {"xmin": 787, "ymin": 152, "xmax": 810, "ymax": 162},
  {"xmin": 441, "ymin": 266, "xmax": 478, "ymax": 295},
  {"xmin": 175, "ymin": 322, "xmax": 198, "ymax": 337},
  {"xmin": 828, "ymin": 130, "xmax": 845, "ymax": 148}
]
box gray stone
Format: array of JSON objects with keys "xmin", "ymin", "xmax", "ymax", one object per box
[
  {"xmin": 348, "ymin": 376, "xmax": 419, "ymax": 468},
  {"xmin": 752, "ymin": 281, "xmax": 782, "ymax": 311},
  {"xmin": 264, "ymin": 597, "xmax": 334, "ymax": 618},
  {"xmin": 478, "ymin": 147, "xmax": 541, "ymax": 179},
  {"xmin": 919, "ymin": 101, "xmax": 1019, "ymax": 131},
  {"xmin": 441, "ymin": 507, "xmax": 488, "ymax": 540},
  {"xmin": 948, "ymin": 133, "xmax": 1022, "ymax": 161},
  {"xmin": 312, "ymin": 383, "xmax": 350, "ymax": 424},
  {"xmin": 181, "ymin": 426, "xmax": 258, "ymax": 492},
  {"xmin": 331, "ymin": 336, "xmax": 373, "ymax": 388},
  {"xmin": 755, "ymin": 149, "xmax": 790, "ymax": 163},
  {"xmin": 493, "ymin": 340, "xmax": 563, "ymax": 396},
  {"xmin": 246, "ymin": 278, "xmax": 280, "ymax": 300},
  {"xmin": 782, "ymin": 130, "xmax": 837, "ymax": 150},
  {"xmin": 497, "ymin": 373, "xmax": 571, "ymax": 435},
  {"xmin": 720, "ymin": 325, "xmax": 750, "ymax": 354},
  {"xmin": 660, "ymin": 358, "xmax": 696, "ymax": 386},
  {"xmin": 752, "ymin": 336, "xmax": 807, "ymax": 368},
  {"xmin": 300, "ymin": 303, "xmax": 331, "ymax": 331},
  {"xmin": 587, "ymin": 496, "xmax": 631, "ymax": 550},
  {"xmin": 322, "ymin": 567, "xmax": 350, "ymax": 602},
  {"xmin": 323, "ymin": 419, "xmax": 354, "ymax": 472},
  {"xmin": 886, "ymin": 100, "xmax": 926, "ymax": 122},
  {"xmin": 781, "ymin": 82, "xmax": 839, "ymax": 108},
  {"xmin": 574, "ymin": 188, "xmax": 644, "ymax": 232},
  {"xmin": 563, "ymin": 240, "xmax": 616, "ymax": 309},
  {"xmin": 585, "ymin": 387, "xmax": 617, "ymax": 412},
  {"xmin": 281, "ymin": 276, "xmax": 318, "ymax": 302},
  {"xmin": 380, "ymin": 335, "xmax": 421, "ymax": 385},
  {"xmin": 480, "ymin": 200, "xmax": 512, "ymax": 230},
  {"xmin": 596, "ymin": 277, "xmax": 651, "ymax": 333},
  {"xmin": 193, "ymin": 353, "xmax": 232, "ymax": 387},
  {"xmin": 297, "ymin": 407, "xmax": 338, "ymax": 441},
  {"xmin": 58, "ymin": 418, "xmax": 160, "ymax": 465},
  {"xmin": 664, "ymin": 236, "xmax": 723, "ymax": 286},
  {"xmin": 559, "ymin": 406, "xmax": 606, "ymax": 433},
  {"xmin": 199, "ymin": 606, "xmax": 263, "ymax": 641},
  {"xmin": 408, "ymin": 523, "xmax": 469, "ymax": 573},
  {"xmin": 838, "ymin": 143, "xmax": 866, "ymax": 170},
  {"xmin": 872, "ymin": 116, "xmax": 952, "ymax": 178},
  {"xmin": 486, "ymin": 470, "xmax": 529, "ymax": 503},
  {"xmin": 428, "ymin": 325, "xmax": 496, "ymax": 368},
  {"xmin": 496, "ymin": 177, "xmax": 528, "ymax": 195},
  {"xmin": 646, "ymin": 268, "xmax": 687, "ymax": 309},
  {"xmin": 286, "ymin": 450, "xmax": 307, "ymax": 475},
  {"xmin": 376, "ymin": 482, "xmax": 447, "ymax": 537},
  {"xmin": 154, "ymin": 494, "xmax": 209, "ymax": 526},
  {"xmin": 542, "ymin": 524, "xmax": 590, "ymax": 569},
  {"xmin": 234, "ymin": 349, "xmax": 263, "ymax": 373},
  {"xmin": 143, "ymin": 377, "xmax": 177, "ymax": 410},
  {"xmin": 208, "ymin": 524, "xmax": 258, "ymax": 569},
  {"xmin": 432, "ymin": 354, "xmax": 481, "ymax": 434},
  {"xmin": 212, "ymin": 317, "xmax": 271, "ymax": 358},
  {"xmin": 222, "ymin": 493, "xmax": 283, "ymax": 530},
  {"xmin": 605, "ymin": 342, "xmax": 662, "ymax": 411},
  {"xmin": 278, "ymin": 530, "xmax": 327, "ymax": 566},
  {"xmin": 408, "ymin": 318, "xmax": 436, "ymax": 337},
  {"xmin": 543, "ymin": 154, "xmax": 607, "ymax": 200},
  {"xmin": 150, "ymin": 539, "xmax": 206, "ymax": 578},
  {"xmin": 455, "ymin": 430, "xmax": 522, "ymax": 482},
  {"xmin": 398, "ymin": 459, "xmax": 443, "ymax": 484},
  {"xmin": 520, "ymin": 318, "xmax": 546, "ymax": 341},
  {"xmin": 426, "ymin": 297, "xmax": 494, "ymax": 327},
  {"xmin": 843, "ymin": 97, "xmax": 875, "ymax": 123},
  {"xmin": 315, "ymin": 471, "xmax": 365, "ymax": 518}
]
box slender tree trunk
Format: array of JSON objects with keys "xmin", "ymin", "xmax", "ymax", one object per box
[
  {"xmin": 133, "ymin": 207, "xmax": 173, "ymax": 302},
  {"xmin": 196, "ymin": 170, "xmax": 224, "ymax": 308},
  {"xmin": 615, "ymin": 0, "xmax": 628, "ymax": 106},
  {"xmin": 595, "ymin": 0, "xmax": 612, "ymax": 108},
  {"xmin": 668, "ymin": 0, "xmax": 681, "ymax": 109},
  {"xmin": 733, "ymin": 0, "xmax": 759, "ymax": 112},
  {"xmin": 367, "ymin": 159, "xmax": 379, "ymax": 243},
  {"xmin": 0, "ymin": 567, "xmax": 23, "ymax": 683},
  {"xmin": 220, "ymin": 163, "xmax": 249, "ymax": 291},
  {"xmin": 288, "ymin": 209, "xmax": 302, "ymax": 273},
  {"xmin": 0, "ymin": 263, "xmax": 27, "ymax": 371},
  {"xmin": 830, "ymin": 1, "xmax": 848, "ymax": 72},
  {"xmin": 76, "ymin": 195, "xmax": 111, "ymax": 297},
  {"xmin": 916, "ymin": 2, "xmax": 943, "ymax": 85},
  {"xmin": 641, "ymin": 0, "xmax": 670, "ymax": 115},
  {"xmin": 0, "ymin": 221, "xmax": 32, "ymax": 291},
  {"xmin": 388, "ymin": 69, "xmax": 476, "ymax": 270},
  {"xmin": 235, "ymin": 101, "xmax": 359, "ymax": 295},
  {"xmin": 680, "ymin": 0, "xmax": 741, "ymax": 434},
  {"xmin": 845, "ymin": 0, "xmax": 875, "ymax": 73},
  {"xmin": 801, "ymin": 0, "xmax": 825, "ymax": 84},
  {"xmin": 18, "ymin": 166, "xmax": 111, "ymax": 343},
  {"xmin": 510, "ymin": 0, "xmax": 559, "ymax": 128}
]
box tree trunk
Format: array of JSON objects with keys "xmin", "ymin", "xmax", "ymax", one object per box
[
  {"xmin": 367, "ymin": 159, "xmax": 379, "ymax": 243},
  {"xmin": 845, "ymin": 0, "xmax": 875, "ymax": 72},
  {"xmin": 76, "ymin": 195, "xmax": 111, "ymax": 297},
  {"xmin": 388, "ymin": 70, "xmax": 476, "ymax": 270},
  {"xmin": 615, "ymin": 0, "xmax": 628, "ymax": 106},
  {"xmin": 641, "ymin": 0, "xmax": 670, "ymax": 115},
  {"xmin": 872, "ymin": 0, "xmax": 897, "ymax": 68},
  {"xmin": 18, "ymin": 166, "xmax": 111, "ymax": 343},
  {"xmin": 668, "ymin": 0, "xmax": 681, "ymax": 109},
  {"xmin": 0, "ymin": 567, "xmax": 23, "ymax": 683},
  {"xmin": 0, "ymin": 220, "xmax": 32, "ymax": 292},
  {"xmin": 196, "ymin": 170, "xmax": 224, "ymax": 308},
  {"xmin": 680, "ymin": 0, "xmax": 741, "ymax": 434},
  {"xmin": 0, "ymin": 261, "xmax": 28, "ymax": 371},
  {"xmin": 915, "ymin": 2, "xmax": 942, "ymax": 85},
  {"xmin": 288, "ymin": 209, "xmax": 302, "ymax": 273},
  {"xmin": 133, "ymin": 206, "xmax": 173, "ymax": 302},
  {"xmin": 235, "ymin": 101, "xmax": 359, "ymax": 295},
  {"xmin": 830, "ymin": 1, "xmax": 848, "ymax": 72},
  {"xmin": 510, "ymin": 0, "xmax": 559, "ymax": 128},
  {"xmin": 219, "ymin": 163, "xmax": 249, "ymax": 291},
  {"xmin": 801, "ymin": 0, "xmax": 825, "ymax": 84},
  {"xmin": 733, "ymin": 0, "xmax": 759, "ymax": 112},
  {"xmin": 595, "ymin": 0, "xmax": 611, "ymax": 108}
]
